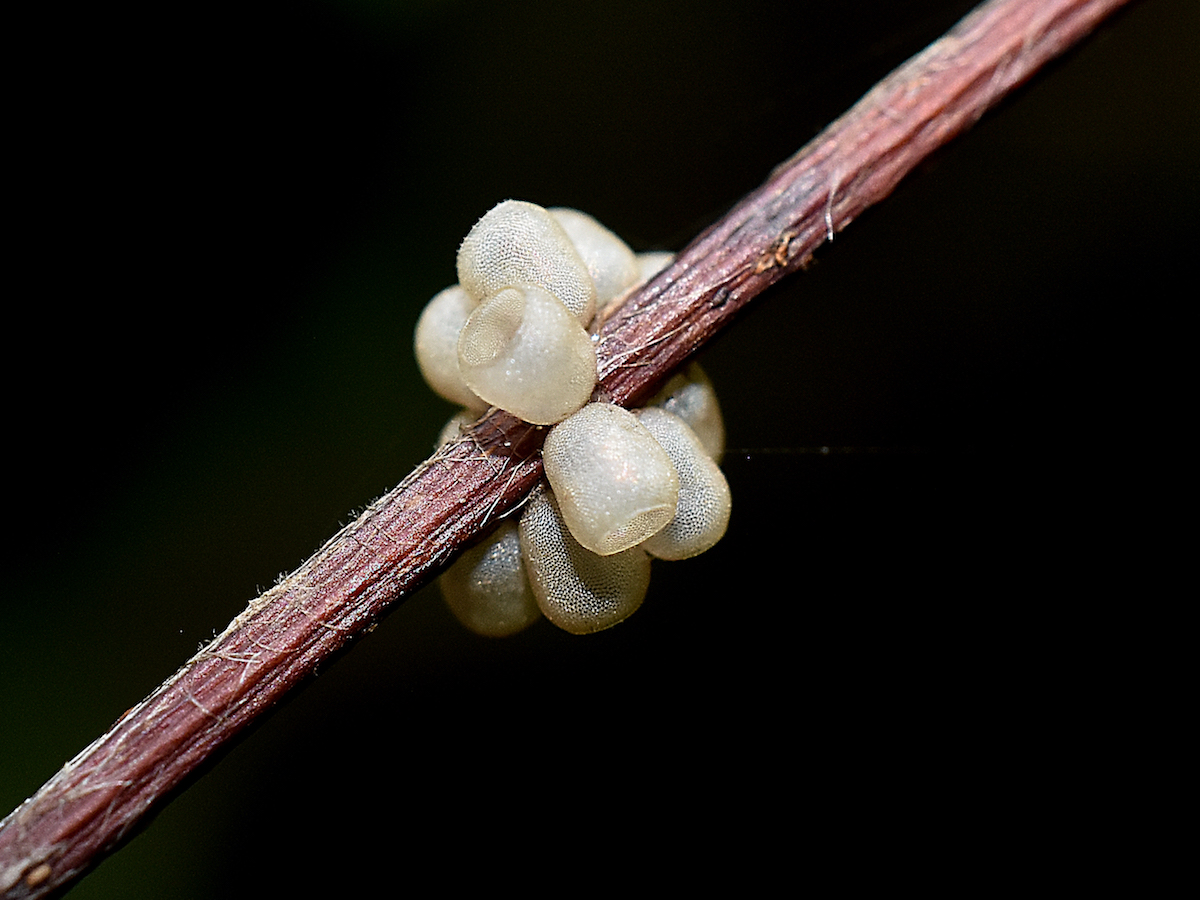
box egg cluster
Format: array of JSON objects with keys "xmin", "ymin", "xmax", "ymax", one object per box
[{"xmin": 414, "ymin": 201, "xmax": 731, "ymax": 635}]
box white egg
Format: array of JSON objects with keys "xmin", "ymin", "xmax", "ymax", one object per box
[
  {"xmin": 542, "ymin": 402, "xmax": 679, "ymax": 556},
  {"xmin": 435, "ymin": 408, "xmax": 477, "ymax": 449},
  {"xmin": 440, "ymin": 520, "xmax": 541, "ymax": 638},
  {"xmin": 648, "ymin": 363, "xmax": 725, "ymax": 460},
  {"xmin": 414, "ymin": 285, "xmax": 487, "ymax": 411},
  {"xmin": 593, "ymin": 250, "xmax": 678, "ymax": 329},
  {"xmin": 519, "ymin": 483, "xmax": 650, "ymax": 634},
  {"xmin": 457, "ymin": 200, "xmax": 597, "ymax": 325},
  {"xmin": 549, "ymin": 207, "xmax": 639, "ymax": 306},
  {"xmin": 635, "ymin": 407, "xmax": 731, "ymax": 560},
  {"xmin": 456, "ymin": 285, "xmax": 597, "ymax": 425},
  {"xmin": 634, "ymin": 251, "xmax": 675, "ymax": 284}
]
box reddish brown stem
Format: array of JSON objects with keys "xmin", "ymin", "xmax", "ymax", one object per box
[{"xmin": 0, "ymin": 0, "xmax": 1131, "ymax": 895}]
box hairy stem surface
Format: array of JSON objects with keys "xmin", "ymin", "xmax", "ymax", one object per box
[{"xmin": 0, "ymin": 1, "xmax": 1131, "ymax": 895}]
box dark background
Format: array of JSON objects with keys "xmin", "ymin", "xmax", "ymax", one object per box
[{"xmin": 3, "ymin": 0, "xmax": 1194, "ymax": 895}]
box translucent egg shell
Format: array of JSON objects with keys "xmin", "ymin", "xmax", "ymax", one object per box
[
  {"xmin": 549, "ymin": 207, "xmax": 639, "ymax": 306},
  {"xmin": 635, "ymin": 407, "xmax": 732, "ymax": 560},
  {"xmin": 635, "ymin": 251, "xmax": 675, "ymax": 284},
  {"xmin": 439, "ymin": 520, "xmax": 541, "ymax": 638},
  {"xmin": 435, "ymin": 408, "xmax": 477, "ymax": 449},
  {"xmin": 648, "ymin": 363, "xmax": 725, "ymax": 460},
  {"xmin": 414, "ymin": 285, "xmax": 486, "ymax": 411},
  {"xmin": 542, "ymin": 402, "xmax": 679, "ymax": 556},
  {"xmin": 457, "ymin": 285, "xmax": 597, "ymax": 425},
  {"xmin": 594, "ymin": 250, "xmax": 679, "ymax": 327},
  {"xmin": 457, "ymin": 200, "xmax": 597, "ymax": 325},
  {"xmin": 519, "ymin": 484, "xmax": 650, "ymax": 634}
]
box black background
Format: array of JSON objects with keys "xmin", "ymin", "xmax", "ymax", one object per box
[{"xmin": 3, "ymin": 0, "xmax": 1194, "ymax": 895}]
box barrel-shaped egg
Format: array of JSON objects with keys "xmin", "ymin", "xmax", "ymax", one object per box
[
  {"xmin": 635, "ymin": 407, "xmax": 731, "ymax": 560},
  {"xmin": 648, "ymin": 363, "xmax": 725, "ymax": 460},
  {"xmin": 457, "ymin": 200, "xmax": 597, "ymax": 325},
  {"xmin": 635, "ymin": 251, "xmax": 675, "ymax": 284},
  {"xmin": 440, "ymin": 520, "xmax": 541, "ymax": 638},
  {"xmin": 549, "ymin": 207, "xmax": 639, "ymax": 307},
  {"xmin": 456, "ymin": 285, "xmax": 596, "ymax": 425},
  {"xmin": 542, "ymin": 402, "xmax": 679, "ymax": 556},
  {"xmin": 414, "ymin": 285, "xmax": 487, "ymax": 411},
  {"xmin": 518, "ymin": 484, "xmax": 650, "ymax": 634}
]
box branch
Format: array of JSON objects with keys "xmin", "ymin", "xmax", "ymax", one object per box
[{"xmin": 0, "ymin": 0, "xmax": 1132, "ymax": 895}]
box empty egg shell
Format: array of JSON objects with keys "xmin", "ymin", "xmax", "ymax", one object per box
[
  {"xmin": 457, "ymin": 285, "xmax": 597, "ymax": 425},
  {"xmin": 457, "ymin": 200, "xmax": 597, "ymax": 325},
  {"xmin": 414, "ymin": 285, "xmax": 487, "ymax": 411},
  {"xmin": 635, "ymin": 407, "xmax": 731, "ymax": 560},
  {"xmin": 542, "ymin": 402, "xmax": 679, "ymax": 556},
  {"xmin": 549, "ymin": 208, "xmax": 639, "ymax": 306},
  {"xmin": 519, "ymin": 484, "xmax": 650, "ymax": 634},
  {"xmin": 440, "ymin": 520, "xmax": 541, "ymax": 638},
  {"xmin": 648, "ymin": 363, "xmax": 725, "ymax": 460}
]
